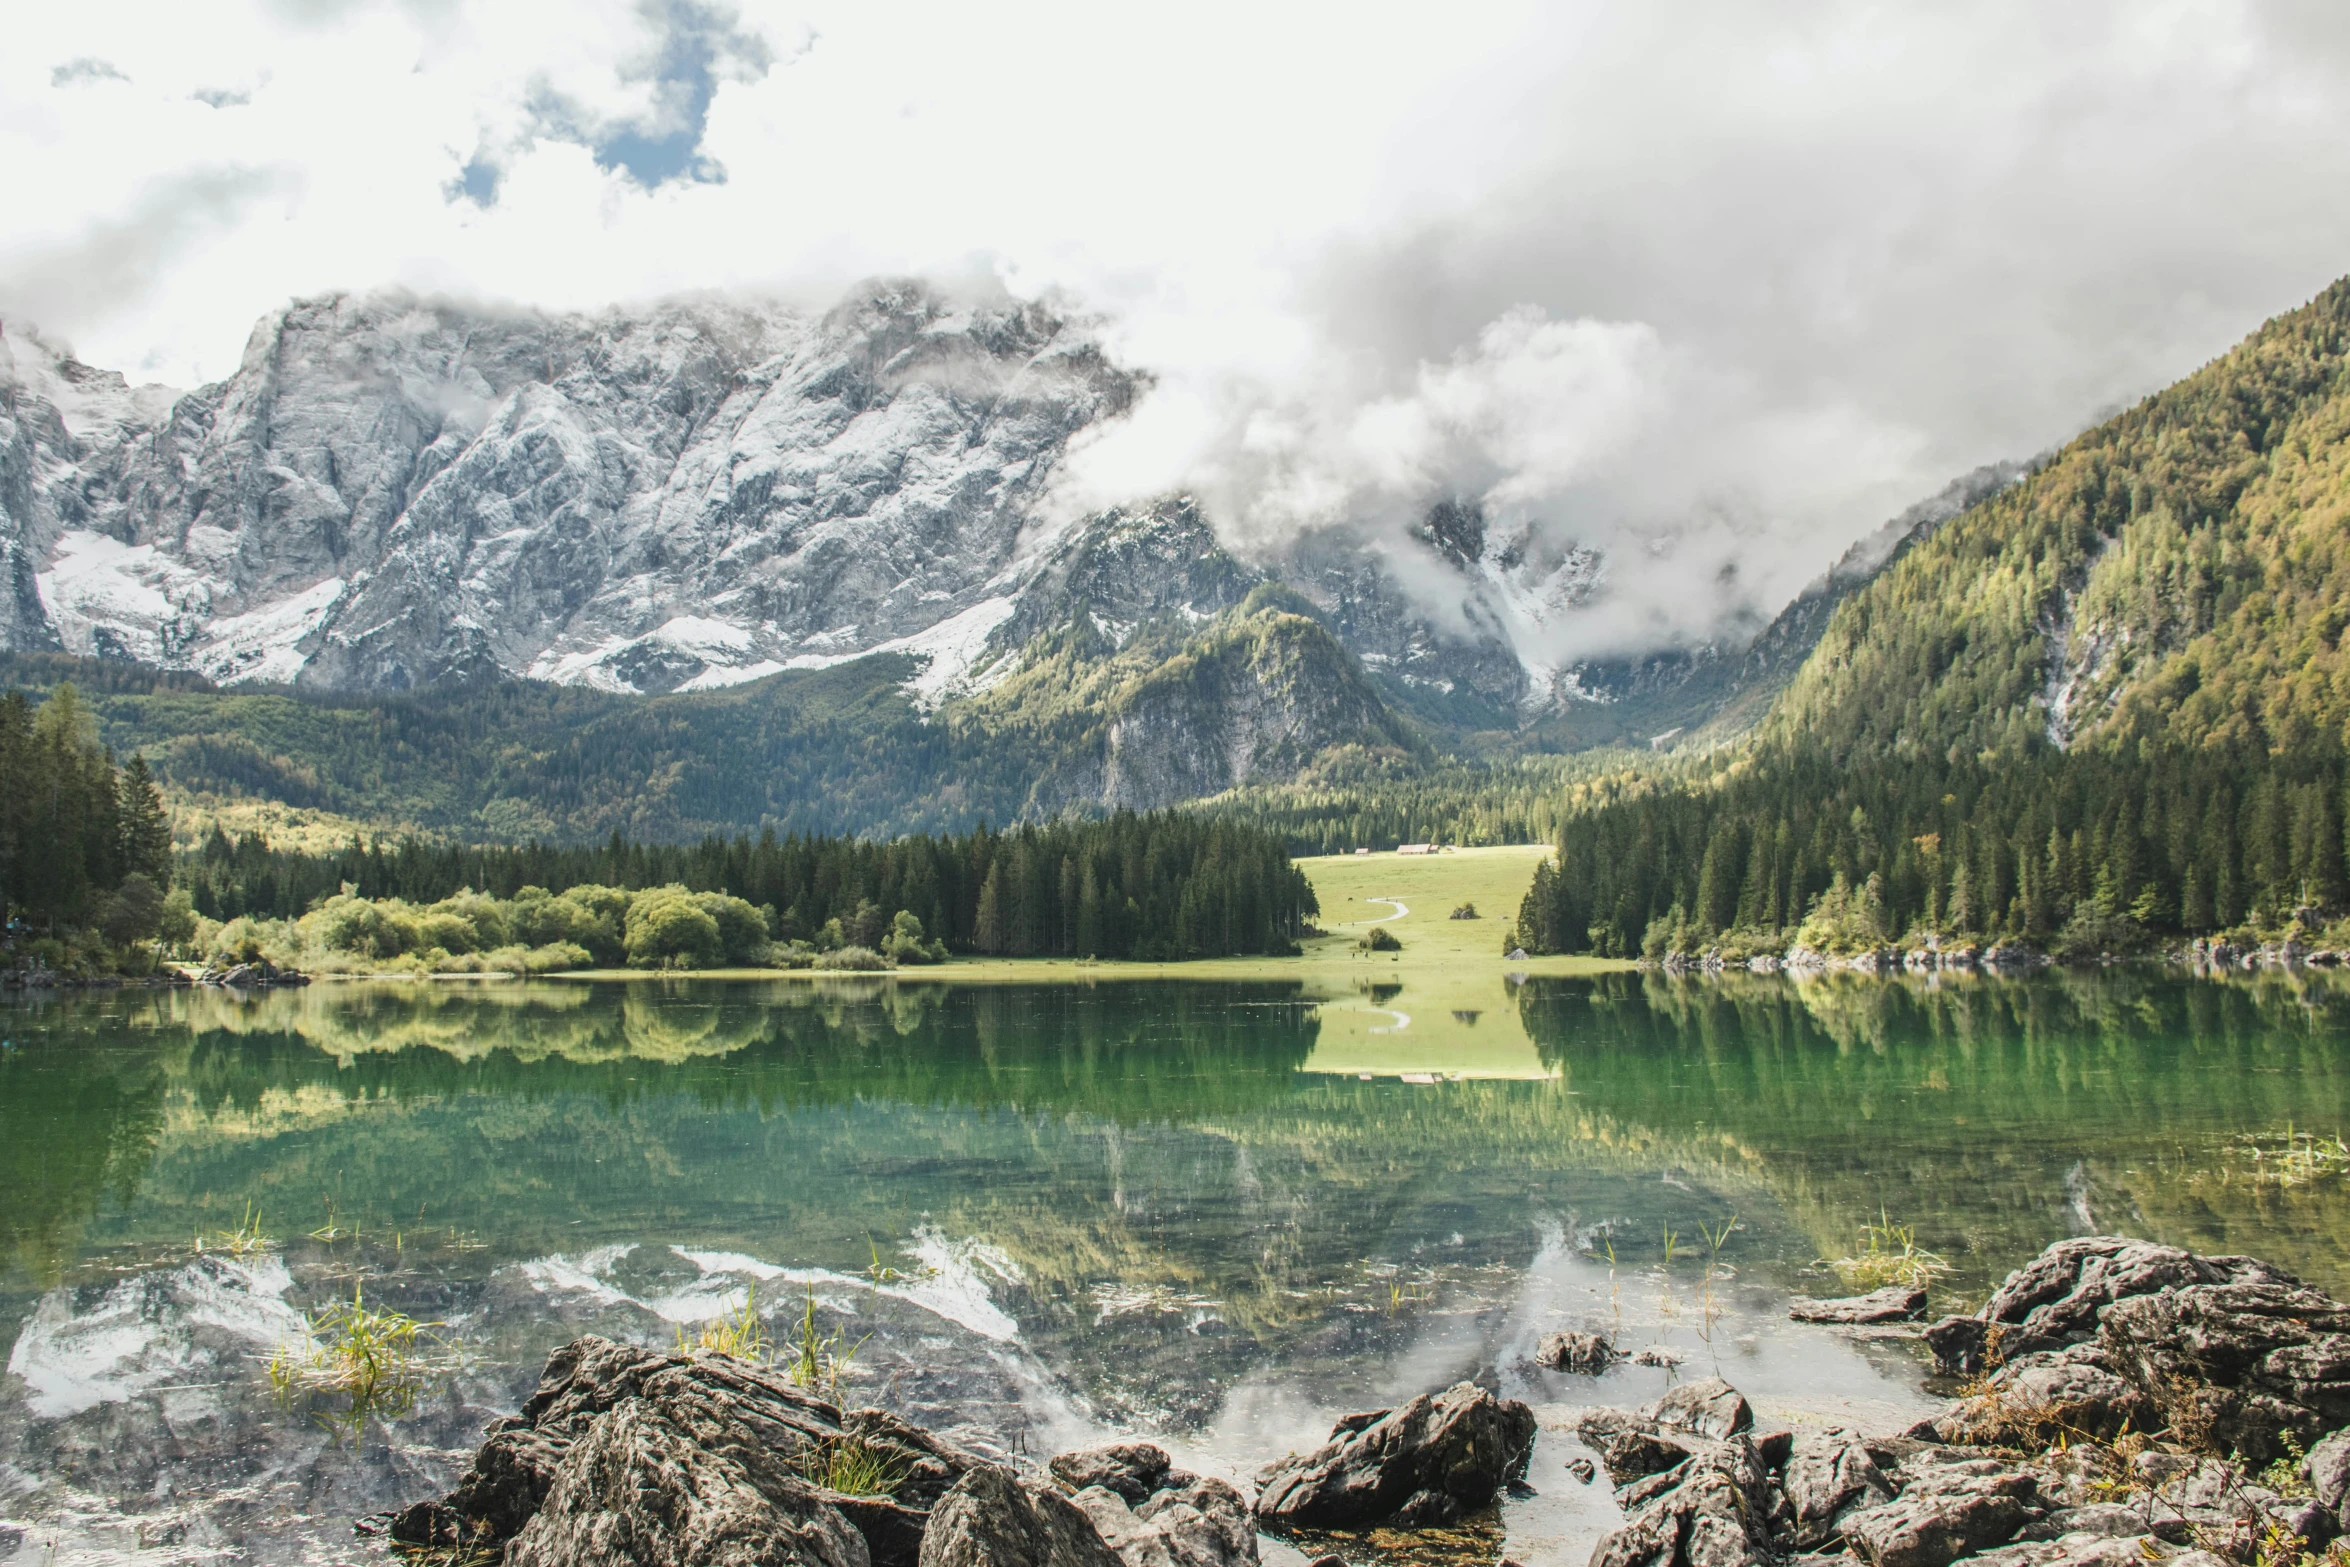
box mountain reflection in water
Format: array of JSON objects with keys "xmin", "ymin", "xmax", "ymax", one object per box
[{"xmin": 5, "ymin": 970, "xmax": 2350, "ymax": 1566}]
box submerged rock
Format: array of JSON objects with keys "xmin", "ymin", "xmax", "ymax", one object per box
[
  {"xmin": 1253, "ymin": 1381, "xmax": 1537, "ymax": 1530},
  {"xmin": 1790, "ymin": 1286, "xmax": 1929, "ymax": 1324},
  {"xmin": 1532, "ymin": 1329, "xmax": 1614, "ymax": 1372}
]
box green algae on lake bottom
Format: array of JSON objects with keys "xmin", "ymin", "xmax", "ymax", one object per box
[{"xmin": 7, "ymin": 968, "xmax": 2350, "ymax": 1565}]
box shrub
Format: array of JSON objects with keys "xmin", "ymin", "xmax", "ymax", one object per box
[
  {"xmin": 882, "ymin": 910, "xmax": 946, "ymax": 965},
  {"xmin": 413, "ymin": 910, "xmax": 478, "ymax": 955},
  {"xmin": 1357, "ymin": 926, "xmax": 1402, "ymax": 953},
  {"xmin": 694, "ymin": 892, "xmax": 771, "ymax": 966},
  {"xmin": 1795, "ymin": 873, "xmax": 1889, "ymax": 955},
  {"xmin": 307, "ymin": 894, "xmax": 419, "ymax": 959},
  {"xmin": 625, "ymin": 887, "xmax": 723, "ymax": 969},
  {"xmin": 815, "ymin": 945, "xmax": 889, "ymax": 971}
]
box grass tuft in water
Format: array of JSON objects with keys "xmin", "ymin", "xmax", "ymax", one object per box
[
  {"xmin": 200, "ymin": 1201, "xmax": 272, "ymax": 1257},
  {"xmin": 677, "ymin": 1286, "xmax": 772, "ymax": 1362},
  {"xmin": 1825, "ymin": 1209, "xmax": 1950, "ymax": 1291},
  {"xmin": 780, "ymin": 1284, "xmax": 866, "ymax": 1403},
  {"xmin": 267, "ymin": 1280, "xmax": 441, "ymax": 1437},
  {"xmin": 2237, "ymin": 1125, "xmax": 2350, "ymax": 1188}
]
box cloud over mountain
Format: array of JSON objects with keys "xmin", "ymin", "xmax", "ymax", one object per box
[{"xmin": 7, "ymin": 1, "xmax": 2350, "ymax": 659}]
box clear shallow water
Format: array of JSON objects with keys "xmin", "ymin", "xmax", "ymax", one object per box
[{"xmin": 7, "ymin": 969, "xmax": 2350, "ymax": 1566}]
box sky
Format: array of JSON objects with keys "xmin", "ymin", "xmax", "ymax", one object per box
[{"xmin": 10, "ymin": 0, "xmax": 2350, "ymax": 657}]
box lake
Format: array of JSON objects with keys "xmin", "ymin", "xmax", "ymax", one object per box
[{"xmin": 7, "ymin": 968, "xmax": 2350, "ymax": 1566}]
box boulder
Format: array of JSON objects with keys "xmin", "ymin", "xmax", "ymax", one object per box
[
  {"xmin": 1925, "ymin": 1238, "xmax": 2296, "ymax": 1376},
  {"xmin": 1254, "ymin": 1381, "xmax": 1537, "ymax": 1530},
  {"xmin": 1789, "ymin": 1288, "xmax": 1929, "ymax": 1325},
  {"xmin": 392, "ymin": 1336, "xmax": 987, "ymax": 1567},
  {"xmin": 1533, "ymin": 1330, "xmax": 1613, "ymax": 1372},
  {"xmin": 2306, "ymin": 1429, "xmax": 2350, "ymax": 1525},
  {"xmin": 1575, "ymin": 1406, "xmax": 1701, "ymax": 1487},
  {"xmin": 1588, "ymin": 1435, "xmax": 1783, "ymax": 1567},
  {"xmin": 1644, "ymin": 1378, "xmax": 1754, "ymax": 1441},
  {"xmin": 1839, "ymin": 1457, "xmax": 2041, "ymax": 1567},
  {"xmin": 504, "ymin": 1398, "xmax": 869, "ymax": 1567},
  {"xmin": 1783, "ymin": 1429, "xmax": 1895, "ymax": 1550},
  {"xmin": 920, "ymin": 1466, "xmax": 1125, "ymax": 1567},
  {"xmin": 1051, "ymin": 1444, "xmax": 1172, "ymax": 1505},
  {"xmin": 1049, "ymin": 1442, "xmax": 1255, "ymax": 1567},
  {"xmin": 1069, "ymin": 1474, "xmax": 1256, "ymax": 1567},
  {"xmin": 1935, "ymin": 1345, "xmax": 2154, "ymax": 1446},
  {"xmin": 2097, "ymin": 1282, "xmax": 2350, "ymax": 1462}
]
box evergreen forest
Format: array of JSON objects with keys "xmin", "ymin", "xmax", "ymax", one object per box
[
  {"xmin": 0, "ymin": 686, "xmax": 185, "ymax": 968},
  {"xmin": 1514, "ymin": 276, "xmax": 2350, "ymax": 959}
]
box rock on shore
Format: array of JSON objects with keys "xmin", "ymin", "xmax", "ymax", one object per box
[
  {"xmin": 1579, "ymin": 1235, "xmax": 2350, "ymax": 1567},
  {"xmin": 390, "ymin": 1335, "xmax": 1276, "ymax": 1567},
  {"xmin": 1253, "ymin": 1381, "xmax": 1538, "ymax": 1529},
  {"xmin": 388, "ymin": 1234, "xmax": 2350, "ymax": 1567}
]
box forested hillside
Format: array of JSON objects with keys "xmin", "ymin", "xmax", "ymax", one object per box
[
  {"xmin": 1516, "ymin": 275, "xmax": 2350, "ymax": 958},
  {"xmin": 0, "ymin": 592, "xmax": 1404, "ymax": 841}
]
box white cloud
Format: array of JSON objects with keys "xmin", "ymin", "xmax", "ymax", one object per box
[{"xmin": 7, "ymin": 0, "xmax": 2350, "ymax": 656}]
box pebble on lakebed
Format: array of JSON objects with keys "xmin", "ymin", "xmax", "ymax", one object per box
[{"xmin": 386, "ymin": 1235, "xmax": 2350, "ymax": 1567}]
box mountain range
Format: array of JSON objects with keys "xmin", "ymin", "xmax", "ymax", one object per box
[{"xmin": 0, "ymin": 281, "xmax": 2027, "ymax": 835}]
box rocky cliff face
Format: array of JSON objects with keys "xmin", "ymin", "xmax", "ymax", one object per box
[
  {"xmin": 5, "ymin": 285, "xmax": 1140, "ymax": 695},
  {"xmin": 0, "ymin": 285, "xmax": 1694, "ymax": 726},
  {"xmin": 1, "ymin": 284, "xmax": 2004, "ymax": 786}
]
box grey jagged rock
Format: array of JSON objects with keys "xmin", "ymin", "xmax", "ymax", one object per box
[
  {"xmin": 1588, "ymin": 1434, "xmax": 1784, "ymax": 1567},
  {"xmin": 1917, "ymin": 1237, "xmax": 2349, "ymax": 1464},
  {"xmin": 1784, "ymin": 1428, "xmax": 1896, "ymax": 1550},
  {"xmin": 1923, "ymin": 1237, "xmax": 2291, "ymax": 1375},
  {"xmin": 392, "ymin": 1335, "xmax": 986, "ymax": 1566},
  {"xmin": 919, "ymin": 1465, "xmax": 1125, "ymax": 1567},
  {"xmin": 1646, "ymin": 1377, "xmax": 1755, "ymax": 1442},
  {"xmin": 2096, "ymin": 1280, "xmax": 2350, "ymax": 1462},
  {"xmin": 1790, "ymin": 1286, "xmax": 1929, "ymax": 1324},
  {"xmin": 1067, "ymin": 1479, "xmax": 1255, "ymax": 1567},
  {"xmin": 1050, "ymin": 1443, "xmax": 1173, "ymax": 1505},
  {"xmin": 1253, "ymin": 1381, "xmax": 1537, "ymax": 1530},
  {"xmin": 1934, "ymin": 1343, "xmax": 2153, "ymax": 1446},
  {"xmin": 504, "ymin": 1397, "xmax": 872, "ymax": 1567},
  {"xmin": 1576, "ymin": 1405, "xmax": 1702, "ymax": 1486},
  {"xmin": 1839, "ymin": 1456, "xmax": 2044, "ymax": 1567},
  {"xmin": 1049, "ymin": 1441, "xmax": 1256, "ymax": 1567}
]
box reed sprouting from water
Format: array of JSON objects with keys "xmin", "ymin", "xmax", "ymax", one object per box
[
  {"xmin": 677, "ymin": 1285, "xmax": 773, "ymax": 1362},
  {"xmin": 267, "ymin": 1280, "xmax": 442, "ymax": 1438},
  {"xmin": 1824, "ymin": 1209, "xmax": 1950, "ymax": 1290}
]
